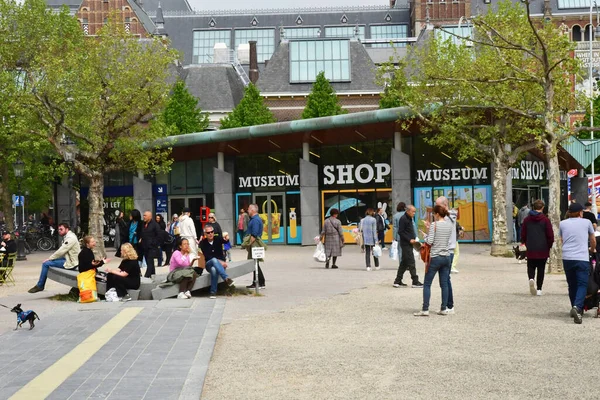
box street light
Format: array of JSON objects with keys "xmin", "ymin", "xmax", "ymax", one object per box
[
  {"xmin": 589, "ymin": 1, "xmax": 600, "ymax": 216},
  {"xmin": 12, "ymin": 159, "xmax": 26, "ymax": 261},
  {"xmin": 61, "ymin": 136, "xmax": 76, "ymax": 230}
]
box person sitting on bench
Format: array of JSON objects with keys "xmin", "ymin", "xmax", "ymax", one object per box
[
  {"xmin": 199, "ymin": 226, "xmax": 234, "ymax": 299},
  {"xmin": 105, "ymin": 243, "xmax": 141, "ymax": 302}
]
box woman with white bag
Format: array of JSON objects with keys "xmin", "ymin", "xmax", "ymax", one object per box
[
  {"xmin": 361, "ymin": 208, "xmax": 379, "ymax": 271},
  {"xmin": 320, "ymin": 208, "xmax": 344, "ymax": 269}
]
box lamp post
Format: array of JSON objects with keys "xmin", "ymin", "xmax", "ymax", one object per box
[
  {"xmin": 589, "ymin": 2, "xmax": 600, "ymax": 216},
  {"xmin": 61, "ymin": 136, "xmax": 76, "ymax": 230},
  {"xmin": 12, "ymin": 159, "xmax": 26, "ymax": 261}
]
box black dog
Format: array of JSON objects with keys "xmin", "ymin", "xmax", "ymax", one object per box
[
  {"xmin": 513, "ymin": 245, "xmax": 527, "ymax": 264},
  {"xmin": 10, "ymin": 304, "xmax": 40, "ymax": 330}
]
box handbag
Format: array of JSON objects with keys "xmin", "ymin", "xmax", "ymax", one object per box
[
  {"xmin": 77, "ymin": 269, "xmax": 98, "ymax": 303},
  {"xmin": 420, "ymin": 222, "xmax": 436, "ymax": 272}
]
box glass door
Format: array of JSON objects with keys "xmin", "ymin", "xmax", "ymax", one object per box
[
  {"xmin": 169, "ymin": 195, "xmax": 206, "ymax": 237},
  {"xmin": 253, "ymin": 193, "xmax": 286, "ymax": 244}
]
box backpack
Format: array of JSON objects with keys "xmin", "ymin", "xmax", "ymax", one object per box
[{"xmin": 158, "ymin": 229, "xmax": 174, "ymax": 246}]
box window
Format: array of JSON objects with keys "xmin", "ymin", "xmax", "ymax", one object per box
[
  {"xmin": 284, "ymin": 27, "xmax": 321, "ymax": 39},
  {"xmin": 289, "ymin": 40, "xmax": 350, "ymax": 83},
  {"xmin": 437, "ymin": 25, "xmax": 473, "ymax": 46},
  {"xmin": 557, "ymin": 0, "xmax": 590, "ymax": 9},
  {"xmin": 234, "ymin": 29, "xmax": 275, "ymax": 63},
  {"xmin": 192, "ymin": 30, "xmax": 231, "ymax": 64},
  {"xmin": 368, "ymin": 24, "xmax": 408, "ymax": 47},
  {"xmin": 325, "ymin": 26, "xmax": 365, "ymax": 41}
]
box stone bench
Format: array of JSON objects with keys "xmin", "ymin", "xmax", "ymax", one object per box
[
  {"xmin": 46, "ymin": 259, "xmax": 255, "ymax": 300},
  {"xmin": 150, "ymin": 260, "xmax": 255, "ymax": 300}
]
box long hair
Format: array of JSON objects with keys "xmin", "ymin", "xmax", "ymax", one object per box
[
  {"xmin": 130, "ymin": 209, "xmax": 141, "ymax": 222},
  {"xmin": 433, "ymin": 205, "xmax": 449, "ymax": 218},
  {"xmin": 120, "ymin": 243, "xmax": 138, "ymax": 260}
]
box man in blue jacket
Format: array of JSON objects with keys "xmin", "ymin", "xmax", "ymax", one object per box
[{"xmin": 246, "ymin": 204, "xmax": 265, "ymax": 289}]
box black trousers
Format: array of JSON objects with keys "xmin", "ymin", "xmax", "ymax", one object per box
[
  {"xmin": 527, "ymin": 258, "xmax": 547, "ymax": 290},
  {"xmin": 144, "ymin": 250, "xmax": 158, "ymax": 278},
  {"xmin": 164, "ymin": 246, "xmax": 173, "ymax": 265},
  {"xmin": 364, "ymin": 245, "xmax": 379, "ymax": 268},
  {"xmin": 253, "ymin": 263, "xmax": 265, "ymax": 286},
  {"xmin": 377, "ymin": 231, "xmax": 385, "ymax": 248},
  {"xmin": 107, "ymin": 274, "xmax": 140, "ymax": 297},
  {"xmin": 395, "ymin": 243, "xmax": 419, "ymax": 284}
]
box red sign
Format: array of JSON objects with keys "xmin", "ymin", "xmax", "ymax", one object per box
[{"xmin": 567, "ymin": 169, "xmax": 578, "ymax": 178}]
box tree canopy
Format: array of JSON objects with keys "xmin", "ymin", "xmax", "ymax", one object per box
[
  {"xmin": 162, "ymin": 79, "xmax": 209, "ymax": 135},
  {"xmin": 220, "ymin": 83, "xmax": 275, "ymax": 129},
  {"xmin": 302, "ymin": 72, "xmax": 347, "ymax": 119}
]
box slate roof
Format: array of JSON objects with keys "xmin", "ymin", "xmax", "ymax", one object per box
[
  {"xmin": 139, "ymin": 0, "xmax": 192, "ymax": 15},
  {"xmin": 181, "ymin": 65, "xmax": 245, "ymax": 110},
  {"xmin": 471, "ymin": 0, "xmax": 589, "ymax": 16},
  {"xmin": 256, "ymin": 40, "xmax": 380, "ymax": 94},
  {"xmin": 126, "ymin": 0, "xmax": 156, "ymax": 34}
]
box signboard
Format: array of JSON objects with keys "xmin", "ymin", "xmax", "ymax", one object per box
[
  {"xmin": 153, "ymin": 184, "xmax": 167, "ymax": 196},
  {"xmin": 323, "ymin": 163, "xmax": 391, "ymax": 185},
  {"xmin": 238, "ymin": 175, "xmax": 299, "ymax": 189},
  {"xmin": 252, "ymin": 247, "xmax": 265, "ymax": 259},
  {"xmin": 12, "ymin": 195, "xmax": 24, "ymax": 207},
  {"xmin": 156, "ymin": 197, "xmax": 167, "ymax": 213},
  {"xmin": 574, "ymin": 44, "xmax": 600, "ymax": 97},
  {"xmin": 415, "ymin": 167, "xmax": 488, "ymax": 182}
]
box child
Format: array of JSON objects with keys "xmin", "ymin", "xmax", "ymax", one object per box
[{"xmin": 223, "ymin": 232, "xmax": 232, "ymax": 262}]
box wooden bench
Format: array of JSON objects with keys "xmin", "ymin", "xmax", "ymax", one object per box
[{"xmin": 46, "ymin": 260, "xmax": 255, "ymax": 300}]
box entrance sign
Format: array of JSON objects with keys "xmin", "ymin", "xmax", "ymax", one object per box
[
  {"xmin": 238, "ymin": 175, "xmax": 299, "ymax": 188},
  {"xmin": 252, "ymin": 247, "xmax": 265, "ymax": 259},
  {"xmin": 323, "ymin": 163, "xmax": 391, "ymax": 185},
  {"xmin": 510, "ymin": 160, "xmax": 546, "ymax": 181},
  {"xmin": 416, "ymin": 167, "xmax": 488, "ymax": 182}
]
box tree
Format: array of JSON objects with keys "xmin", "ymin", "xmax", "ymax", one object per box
[
  {"xmin": 302, "ymin": 71, "xmax": 347, "ymax": 119},
  {"xmin": 220, "ymin": 83, "xmax": 275, "ymax": 128},
  {"xmin": 22, "ymin": 12, "xmax": 178, "ymax": 256},
  {"xmin": 379, "ymin": 0, "xmax": 582, "ymax": 266},
  {"xmin": 162, "ymin": 79, "xmax": 209, "ymax": 135}
]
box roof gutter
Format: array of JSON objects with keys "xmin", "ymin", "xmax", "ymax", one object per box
[{"xmin": 155, "ymin": 106, "xmax": 413, "ymax": 148}]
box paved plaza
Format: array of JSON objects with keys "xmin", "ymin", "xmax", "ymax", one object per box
[{"xmin": 0, "ymin": 245, "xmax": 598, "ymax": 399}]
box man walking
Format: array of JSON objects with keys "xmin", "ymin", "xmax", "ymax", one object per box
[
  {"xmin": 28, "ymin": 223, "xmax": 80, "ymax": 293},
  {"xmin": 246, "ymin": 204, "xmax": 266, "ymax": 289},
  {"xmin": 178, "ymin": 207, "xmax": 198, "ymax": 256},
  {"xmin": 520, "ymin": 199, "xmax": 554, "ymax": 296},
  {"xmin": 583, "ymin": 202, "xmax": 597, "ymax": 230},
  {"xmin": 140, "ymin": 210, "xmax": 161, "ymax": 278},
  {"xmin": 393, "ymin": 205, "xmax": 423, "ymax": 288},
  {"xmin": 376, "ymin": 208, "xmax": 387, "ymax": 249},
  {"xmin": 517, "ymin": 203, "xmax": 530, "ymax": 242},
  {"xmin": 560, "ymin": 203, "xmax": 595, "ymax": 324}
]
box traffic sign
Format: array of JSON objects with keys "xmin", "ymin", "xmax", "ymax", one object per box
[{"xmin": 12, "ymin": 195, "xmax": 24, "ymax": 207}]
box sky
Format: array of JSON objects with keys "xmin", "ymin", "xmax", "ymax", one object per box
[{"xmin": 186, "ymin": 0, "xmax": 391, "ymax": 11}]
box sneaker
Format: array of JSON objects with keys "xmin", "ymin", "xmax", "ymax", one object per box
[
  {"xmin": 375, "ymin": 266, "xmax": 381, "ymax": 271},
  {"xmin": 225, "ymin": 278, "xmax": 235, "ymax": 287},
  {"xmin": 437, "ymin": 309, "xmax": 450, "ymax": 315},
  {"xmin": 28, "ymin": 286, "xmax": 43, "ymax": 293},
  {"xmin": 413, "ymin": 310, "xmax": 429, "ymax": 316},
  {"xmin": 451, "ymin": 268, "xmax": 459, "ymax": 274},
  {"xmin": 246, "ymin": 284, "xmax": 256, "ymax": 289},
  {"xmin": 366, "ymin": 267, "xmax": 372, "ymax": 272},
  {"xmin": 184, "ymin": 290, "xmax": 192, "ymax": 298},
  {"xmin": 446, "ymin": 307, "xmax": 455, "ymax": 314},
  {"xmin": 412, "ymin": 282, "xmax": 424, "ymax": 288},
  {"xmin": 259, "ymin": 285, "xmax": 266, "ymax": 290},
  {"xmin": 209, "ymin": 293, "xmax": 217, "ymax": 299},
  {"xmin": 331, "ymin": 265, "xmax": 339, "ymax": 269},
  {"xmin": 529, "ymin": 279, "xmax": 536, "ymax": 295},
  {"xmin": 393, "ymin": 281, "xmax": 408, "ymax": 288},
  {"xmin": 536, "ymin": 290, "xmax": 542, "ymax": 296},
  {"xmin": 121, "ymin": 294, "xmax": 132, "ymax": 302},
  {"xmin": 571, "ymin": 306, "xmax": 583, "ymax": 324},
  {"xmin": 177, "ymin": 292, "xmax": 188, "ymax": 299}
]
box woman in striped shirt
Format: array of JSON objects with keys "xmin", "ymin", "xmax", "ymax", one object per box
[{"xmin": 414, "ymin": 205, "xmax": 453, "ymax": 316}]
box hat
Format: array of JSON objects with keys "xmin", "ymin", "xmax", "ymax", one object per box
[
  {"xmin": 1, "ymin": 231, "xmax": 10, "ymax": 236},
  {"xmin": 568, "ymin": 203, "xmax": 584, "ymax": 213},
  {"xmin": 182, "ymin": 207, "xmax": 190, "ymax": 213}
]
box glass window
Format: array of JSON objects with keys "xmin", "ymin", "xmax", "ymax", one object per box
[
  {"xmin": 192, "ymin": 30, "xmax": 231, "ymax": 64},
  {"xmin": 368, "ymin": 24, "xmax": 408, "ymax": 48},
  {"xmin": 557, "ymin": 0, "xmax": 589, "ymax": 9},
  {"xmin": 234, "ymin": 29, "xmax": 275, "ymax": 63},
  {"xmin": 284, "ymin": 27, "xmax": 320, "ymax": 39},
  {"xmin": 325, "ymin": 26, "xmax": 365, "ymax": 41},
  {"xmin": 437, "ymin": 25, "xmax": 473, "ymax": 46},
  {"xmin": 289, "ymin": 39, "xmax": 351, "ymax": 83}
]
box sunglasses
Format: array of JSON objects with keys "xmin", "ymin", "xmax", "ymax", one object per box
[{"xmin": 205, "ymin": 231, "xmax": 214, "ymax": 234}]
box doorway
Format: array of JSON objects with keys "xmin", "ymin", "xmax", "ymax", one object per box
[
  {"xmin": 169, "ymin": 195, "xmax": 206, "ymax": 237},
  {"xmin": 253, "ymin": 193, "xmax": 286, "ymax": 244}
]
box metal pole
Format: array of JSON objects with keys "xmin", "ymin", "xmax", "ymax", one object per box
[
  {"xmin": 591, "ymin": 3, "xmax": 597, "ymax": 216},
  {"xmin": 68, "ymin": 167, "xmax": 74, "ymax": 229},
  {"xmin": 16, "ymin": 180, "xmax": 27, "ymax": 261},
  {"xmin": 254, "ymin": 259, "xmax": 260, "ymax": 295}
]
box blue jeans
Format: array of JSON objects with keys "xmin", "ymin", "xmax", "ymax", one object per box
[
  {"xmin": 422, "ymin": 256, "xmax": 451, "ymax": 311},
  {"xmin": 206, "ymin": 258, "xmax": 229, "ymax": 295},
  {"xmin": 37, "ymin": 258, "xmax": 66, "ymax": 289},
  {"xmin": 562, "ymin": 259, "xmax": 589, "ymax": 311},
  {"xmin": 448, "ymin": 252, "xmax": 455, "ymax": 309}
]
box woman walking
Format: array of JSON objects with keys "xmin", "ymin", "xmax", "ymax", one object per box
[
  {"xmin": 321, "ymin": 208, "xmax": 344, "ymax": 269},
  {"xmin": 414, "ymin": 205, "xmax": 453, "ymax": 316},
  {"xmin": 520, "ymin": 199, "xmax": 554, "ymax": 296},
  {"xmin": 128, "ymin": 209, "xmax": 143, "ymax": 260},
  {"xmin": 106, "ymin": 243, "xmax": 141, "ymax": 302},
  {"xmin": 361, "ymin": 208, "xmax": 379, "ymax": 271},
  {"xmin": 114, "ymin": 211, "xmax": 128, "ymax": 257},
  {"xmin": 168, "ymin": 238, "xmax": 199, "ymax": 299}
]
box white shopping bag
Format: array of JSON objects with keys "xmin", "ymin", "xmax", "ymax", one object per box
[
  {"xmin": 373, "ymin": 244, "xmax": 382, "ymax": 258},
  {"xmin": 389, "ymin": 240, "xmax": 398, "ymax": 261},
  {"xmin": 313, "ymin": 242, "xmax": 327, "ymax": 262}
]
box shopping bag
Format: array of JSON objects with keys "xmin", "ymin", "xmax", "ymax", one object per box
[
  {"xmin": 389, "ymin": 240, "xmax": 398, "ymax": 261},
  {"xmin": 373, "ymin": 244, "xmax": 382, "ymax": 258},
  {"xmin": 260, "ymin": 200, "xmax": 281, "ymax": 240},
  {"xmin": 313, "ymin": 242, "xmax": 326, "ymax": 262},
  {"xmin": 77, "ymin": 269, "xmax": 98, "ymax": 303}
]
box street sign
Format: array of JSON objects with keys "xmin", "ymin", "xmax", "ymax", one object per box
[
  {"xmin": 568, "ymin": 169, "xmax": 578, "ymax": 178},
  {"xmin": 153, "ymin": 184, "xmax": 167, "ymax": 196},
  {"xmin": 252, "ymin": 247, "xmax": 265, "ymax": 259},
  {"xmin": 12, "ymin": 195, "xmax": 24, "ymax": 207},
  {"xmin": 156, "ymin": 197, "xmax": 167, "ymax": 213}
]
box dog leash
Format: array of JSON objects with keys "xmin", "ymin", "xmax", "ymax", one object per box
[{"xmin": 0, "ymin": 304, "xmax": 10, "ymax": 309}]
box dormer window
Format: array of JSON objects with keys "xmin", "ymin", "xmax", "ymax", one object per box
[{"xmin": 289, "ymin": 39, "xmax": 350, "ymax": 83}]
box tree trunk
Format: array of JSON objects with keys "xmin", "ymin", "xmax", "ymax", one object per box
[
  {"xmin": 545, "ymin": 144, "xmax": 563, "ymax": 273},
  {"xmin": 0, "ymin": 163, "xmax": 15, "ymax": 232},
  {"xmin": 88, "ymin": 173, "xmax": 106, "ymax": 258},
  {"xmin": 490, "ymin": 155, "xmax": 510, "ymax": 256}
]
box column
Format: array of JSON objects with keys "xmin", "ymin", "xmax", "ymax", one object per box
[
  {"xmin": 302, "ymin": 142, "xmax": 309, "ymax": 161},
  {"xmin": 214, "ymin": 168, "xmax": 234, "ymax": 244},
  {"xmin": 300, "ymin": 158, "xmax": 319, "ymax": 245},
  {"xmin": 391, "ymin": 148, "xmax": 411, "ymax": 210},
  {"xmin": 217, "ymin": 151, "xmax": 225, "ymax": 171},
  {"xmin": 133, "ymin": 176, "xmax": 153, "ymax": 213}
]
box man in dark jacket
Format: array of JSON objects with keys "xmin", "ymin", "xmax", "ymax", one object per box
[
  {"xmin": 393, "ymin": 205, "xmax": 423, "ymax": 288},
  {"xmin": 376, "ymin": 208, "xmax": 387, "ymax": 249},
  {"xmin": 520, "ymin": 199, "xmax": 554, "ymax": 296},
  {"xmin": 140, "ymin": 211, "xmax": 161, "ymax": 278},
  {"xmin": 200, "ymin": 225, "xmax": 233, "ymax": 299},
  {"xmin": 0, "ymin": 231, "xmax": 17, "ymax": 267}
]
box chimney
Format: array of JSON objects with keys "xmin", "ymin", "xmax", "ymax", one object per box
[
  {"xmin": 389, "ymin": 0, "xmax": 396, "ymax": 8},
  {"xmin": 249, "ymin": 40, "xmax": 259, "ymax": 84}
]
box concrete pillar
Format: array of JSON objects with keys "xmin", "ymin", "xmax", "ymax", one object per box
[
  {"xmin": 217, "ymin": 151, "xmax": 224, "ymax": 171},
  {"xmin": 391, "ymin": 149, "xmax": 411, "ymax": 210},
  {"xmin": 394, "ymin": 131, "xmax": 401, "ymax": 151},
  {"xmin": 133, "ymin": 176, "xmax": 153, "ymax": 214},
  {"xmin": 56, "ymin": 181, "xmax": 76, "ymax": 229},
  {"xmin": 137, "ymin": 170, "xmax": 144, "ymax": 179},
  {"xmin": 571, "ymin": 177, "xmax": 588, "ymax": 205},
  {"xmin": 213, "ymin": 168, "xmax": 234, "ymax": 244},
  {"xmin": 300, "ymin": 158, "xmax": 320, "ymax": 245},
  {"xmin": 302, "ymin": 142, "xmax": 309, "ymax": 161}
]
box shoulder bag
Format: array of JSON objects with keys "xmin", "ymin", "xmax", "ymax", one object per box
[{"xmin": 420, "ymin": 222, "xmax": 436, "ymax": 272}]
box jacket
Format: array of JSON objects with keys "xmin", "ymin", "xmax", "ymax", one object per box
[
  {"xmin": 361, "ymin": 215, "xmax": 378, "ymax": 246},
  {"xmin": 49, "ymin": 231, "xmax": 80, "ymax": 269},
  {"xmin": 140, "ymin": 219, "xmax": 161, "ymax": 251},
  {"xmin": 178, "ymin": 214, "xmax": 198, "ymax": 254},
  {"xmin": 398, "ymin": 213, "xmax": 416, "ymax": 246},
  {"xmin": 518, "ymin": 206, "xmax": 530, "ymax": 225},
  {"xmin": 78, "ymin": 247, "xmax": 104, "ymax": 273},
  {"xmin": 200, "ymin": 236, "xmax": 225, "ymax": 262},
  {"xmin": 0, "ymin": 239, "xmax": 17, "ymax": 255},
  {"xmin": 521, "ymin": 210, "xmax": 554, "ymax": 259}
]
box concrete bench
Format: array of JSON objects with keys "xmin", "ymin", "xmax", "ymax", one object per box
[{"xmin": 150, "ymin": 260, "xmax": 255, "ymax": 300}]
